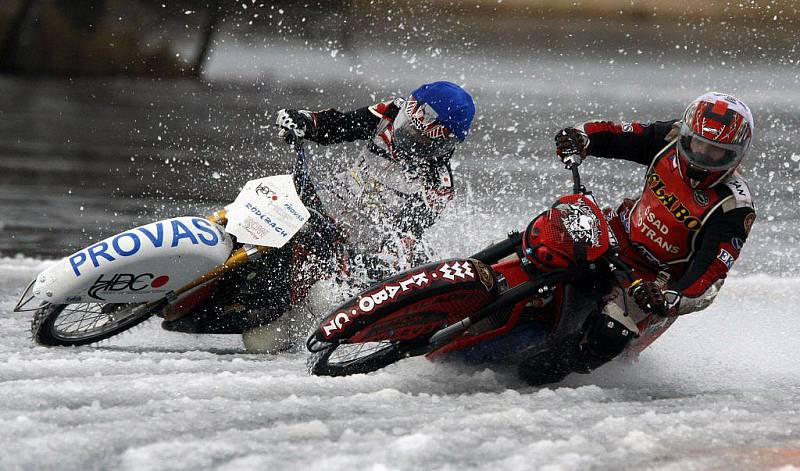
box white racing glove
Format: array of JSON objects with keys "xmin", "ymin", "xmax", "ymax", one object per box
[{"xmin": 275, "ymin": 109, "xmax": 315, "ymax": 141}]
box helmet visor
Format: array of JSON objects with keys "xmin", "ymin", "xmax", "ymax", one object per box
[
  {"xmin": 391, "ymin": 100, "xmax": 457, "ymax": 164},
  {"xmin": 677, "ymin": 122, "xmax": 745, "ymax": 172}
]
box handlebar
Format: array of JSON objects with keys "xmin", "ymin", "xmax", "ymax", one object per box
[
  {"xmin": 563, "ymin": 154, "xmax": 583, "ymax": 169},
  {"xmin": 563, "ymin": 155, "xmax": 586, "ymax": 195},
  {"xmin": 288, "ymin": 131, "xmax": 311, "ymax": 201}
]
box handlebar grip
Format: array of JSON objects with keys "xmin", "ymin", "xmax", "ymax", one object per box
[
  {"xmin": 285, "ymin": 129, "xmax": 301, "ymax": 144},
  {"xmin": 564, "ymin": 154, "xmax": 583, "ymax": 169}
]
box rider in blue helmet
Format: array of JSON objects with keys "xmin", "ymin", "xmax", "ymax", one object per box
[
  {"xmin": 234, "ymin": 82, "xmax": 475, "ymax": 349},
  {"xmin": 274, "ymin": 81, "xmax": 475, "ymax": 269},
  {"xmin": 387, "ymin": 81, "xmax": 475, "ymax": 166}
]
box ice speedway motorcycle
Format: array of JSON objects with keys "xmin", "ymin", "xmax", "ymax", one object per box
[
  {"xmin": 307, "ymin": 154, "xmax": 656, "ymax": 380},
  {"xmin": 14, "ymin": 139, "xmax": 323, "ymax": 346}
]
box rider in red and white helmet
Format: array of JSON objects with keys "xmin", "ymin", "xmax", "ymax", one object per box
[
  {"xmin": 676, "ymin": 92, "xmax": 754, "ymax": 189},
  {"xmin": 527, "ymin": 92, "xmax": 758, "ymax": 386}
]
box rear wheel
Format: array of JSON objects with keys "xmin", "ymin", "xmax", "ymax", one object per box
[{"xmin": 31, "ymin": 301, "xmax": 162, "ymax": 347}]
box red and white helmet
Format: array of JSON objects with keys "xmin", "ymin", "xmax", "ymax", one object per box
[{"xmin": 676, "ymin": 92, "xmax": 754, "ymax": 189}]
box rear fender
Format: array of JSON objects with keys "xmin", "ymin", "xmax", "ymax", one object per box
[
  {"xmin": 314, "ymin": 258, "xmax": 498, "ymax": 344},
  {"xmin": 29, "ymin": 217, "xmax": 233, "ymax": 304}
]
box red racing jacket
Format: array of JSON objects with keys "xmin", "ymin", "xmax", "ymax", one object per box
[{"xmin": 580, "ymin": 119, "xmax": 756, "ymax": 315}]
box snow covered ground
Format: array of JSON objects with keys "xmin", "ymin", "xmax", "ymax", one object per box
[{"xmin": 2, "ymin": 256, "xmax": 799, "ymax": 470}]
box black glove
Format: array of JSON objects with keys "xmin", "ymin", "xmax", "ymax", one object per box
[
  {"xmin": 275, "ymin": 109, "xmax": 315, "ymax": 142},
  {"xmin": 555, "ymin": 127, "xmax": 588, "ymax": 165},
  {"xmin": 629, "ymin": 280, "xmax": 677, "ymax": 317}
]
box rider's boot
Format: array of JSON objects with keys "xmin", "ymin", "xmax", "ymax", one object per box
[
  {"xmin": 242, "ymin": 279, "xmax": 335, "ymax": 353},
  {"xmin": 518, "ymin": 300, "xmax": 639, "ymax": 386},
  {"xmin": 242, "ymin": 310, "xmax": 299, "ymax": 353},
  {"xmin": 161, "ymin": 303, "xmax": 280, "ymax": 334},
  {"xmin": 517, "ymin": 333, "xmax": 581, "ymax": 386},
  {"xmin": 161, "ymin": 303, "xmax": 248, "ymax": 334},
  {"xmin": 566, "ymin": 307, "xmax": 637, "ymax": 374}
]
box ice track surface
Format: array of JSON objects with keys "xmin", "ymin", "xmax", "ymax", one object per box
[{"xmin": 1, "ymin": 257, "xmax": 800, "ymax": 470}]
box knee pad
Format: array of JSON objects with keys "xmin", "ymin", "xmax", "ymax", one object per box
[{"xmin": 582, "ymin": 310, "xmax": 636, "ymax": 361}]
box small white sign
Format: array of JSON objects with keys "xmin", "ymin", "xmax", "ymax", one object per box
[{"xmin": 225, "ymin": 175, "xmax": 310, "ymax": 247}]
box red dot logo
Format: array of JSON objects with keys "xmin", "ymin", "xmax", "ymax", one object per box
[
  {"xmin": 151, "ymin": 275, "xmax": 170, "ymax": 288},
  {"xmin": 272, "ymin": 195, "xmax": 278, "ymax": 201}
]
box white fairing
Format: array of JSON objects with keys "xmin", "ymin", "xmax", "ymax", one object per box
[
  {"xmin": 31, "ymin": 217, "xmax": 232, "ymax": 304},
  {"xmin": 224, "ymin": 174, "xmax": 310, "ymax": 247}
]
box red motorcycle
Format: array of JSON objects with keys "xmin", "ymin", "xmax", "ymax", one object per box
[{"xmin": 306, "ymin": 156, "xmax": 646, "ymax": 382}]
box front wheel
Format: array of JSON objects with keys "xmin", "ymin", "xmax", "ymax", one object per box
[
  {"xmin": 307, "ymin": 258, "xmax": 499, "ymax": 376},
  {"xmin": 308, "ymin": 339, "xmax": 428, "ymax": 377},
  {"xmin": 31, "ymin": 301, "xmax": 162, "ymax": 347}
]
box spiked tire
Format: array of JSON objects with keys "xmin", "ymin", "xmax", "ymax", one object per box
[
  {"xmin": 308, "ymin": 339, "xmax": 428, "ymax": 377},
  {"xmin": 32, "ymin": 302, "xmax": 161, "ymax": 347}
]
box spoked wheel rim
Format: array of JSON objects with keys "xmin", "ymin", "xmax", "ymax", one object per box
[
  {"xmin": 325, "ymin": 340, "xmax": 397, "ymax": 367},
  {"xmin": 48, "ymin": 302, "xmax": 147, "ymax": 341},
  {"xmin": 310, "ymin": 338, "xmax": 431, "ymax": 377}
]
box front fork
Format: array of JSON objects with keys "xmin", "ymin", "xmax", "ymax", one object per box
[{"xmin": 207, "ymin": 209, "xmax": 228, "ymax": 226}]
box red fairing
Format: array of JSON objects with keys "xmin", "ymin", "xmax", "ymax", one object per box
[
  {"xmin": 163, "ymin": 281, "xmax": 217, "ymax": 322},
  {"xmin": 523, "ymin": 194, "xmax": 610, "ymax": 271}
]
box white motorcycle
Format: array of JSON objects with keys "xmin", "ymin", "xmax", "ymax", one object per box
[{"xmin": 14, "ymin": 141, "xmax": 322, "ymax": 346}]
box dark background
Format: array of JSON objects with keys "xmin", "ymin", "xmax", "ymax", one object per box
[{"xmin": 1, "ymin": 0, "xmax": 798, "ymax": 276}]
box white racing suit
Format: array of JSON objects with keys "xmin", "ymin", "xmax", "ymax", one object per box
[{"xmin": 243, "ymin": 99, "xmax": 456, "ymax": 351}]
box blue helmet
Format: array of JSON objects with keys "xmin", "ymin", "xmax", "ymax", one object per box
[{"xmin": 410, "ymin": 81, "xmax": 475, "ymax": 141}]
